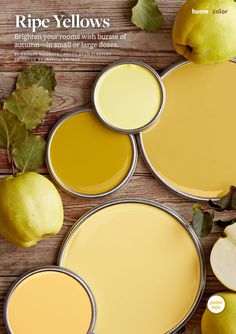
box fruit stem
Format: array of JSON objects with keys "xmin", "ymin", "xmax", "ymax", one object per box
[{"xmin": 6, "ymin": 149, "xmax": 15, "ymax": 176}]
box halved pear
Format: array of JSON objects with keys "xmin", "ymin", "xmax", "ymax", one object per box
[{"xmin": 211, "ymin": 223, "xmax": 236, "ymax": 291}]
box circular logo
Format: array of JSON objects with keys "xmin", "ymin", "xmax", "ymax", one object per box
[{"xmin": 207, "ymin": 295, "xmax": 225, "ymax": 314}]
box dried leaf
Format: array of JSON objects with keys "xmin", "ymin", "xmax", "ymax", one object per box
[
  {"xmin": 192, "ymin": 211, "xmax": 214, "ymax": 238},
  {"xmin": 0, "ymin": 110, "xmax": 27, "ymax": 149},
  {"xmin": 4, "ymin": 86, "xmax": 51, "ymax": 130},
  {"xmin": 215, "ymin": 218, "xmax": 236, "ymax": 229},
  {"xmin": 209, "ymin": 186, "xmax": 236, "ymax": 211},
  {"xmin": 13, "ymin": 135, "xmax": 46, "ymax": 172},
  {"xmin": 17, "ymin": 64, "xmax": 56, "ymax": 94},
  {"xmin": 132, "ymin": 0, "xmax": 164, "ymax": 32}
]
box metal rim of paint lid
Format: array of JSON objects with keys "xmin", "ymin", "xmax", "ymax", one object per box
[
  {"xmin": 57, "ymin": 198, "xmax": 206, "ymax": 334},
  {"xmin": 138, "ymin": 60, "xmax": 236, "ymax": 202},
  {"xmin": 92, "ymin": 60, "xmax": 166, "ymax": 134},
  {"xmin": 4, "ymin": 265, "xmax": 96, "ymax": 334},
  {"xmin": 46, "ymin": 108, "xmax": 138, "ymax": 198}
]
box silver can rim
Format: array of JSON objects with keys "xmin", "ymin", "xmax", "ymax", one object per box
[
  {"xmin": 58, "ymin": 198, "xmax": 206, "ymax": 334},
  {"xmin": 91, "ymin": 59, "xmax": 166, "ymax": 134},
  {"xmin": 46, "ymin": 108, "xmax": 138, "ymax": 198},
  {"xmin": 4, "ymin": 265, "xmax": 96, "ymax": 334},
  {"xmin": 139, "ymin": 59, "xmax": 236, "ymax": 202}
]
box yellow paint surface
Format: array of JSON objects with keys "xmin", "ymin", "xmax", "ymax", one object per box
[
  {"xmin": 61, "ymin": 202, "xmax": 200, "ymax": 334},
  {"xmin": 141, "ymin": 62, "xmax": 236, "ymax": 199},
  {"xmin": 49, "ymin": 111, "xmax": 133, "ymax": 195},
  {"xmin": 7, "ymin": 271, "xmax": 93, "ymax": 334},
  {"xmin": 94, "ymin": 64, "xmax": 162, "ymax": 130}
]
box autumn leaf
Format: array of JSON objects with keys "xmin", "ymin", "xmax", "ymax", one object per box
[
  {"xmin": 209, "ymin": 186, "xmax": 236, "ymax": 211},
  {"xmin": 4, "ymin": 86, "xmax": 51, "ymax": 130},
  {"xmin": 17, "ymin": 64, "xmax": 56, "ymax": 94},
  {"xmin": 192, "ymin": 205, "xmax": 214, "ymax": 238},
  {"xmin": 0, "ymin": 110, "xmax": 27, "ymax": 149},
  {"xmin": 132, "ymin": 0, "xmax": 164, "ymax": 32},
  {"xmin": 13, "ymin": 135, "xmax": 46, "ymax": 172}
]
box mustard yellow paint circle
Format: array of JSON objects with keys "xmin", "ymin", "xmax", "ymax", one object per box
[
  {"xmin": 94, "ymin": 63, "xmax": 164, "ymax": 132},
  {"xmin": 47, "ymin": 111, "xmax": 135, "ymax": 196},
  {"xmin": 60, "ymin": 201, "xmax": 202, "ymax": 334},
  {"xmin": 6, "ymin": 270, "xmax": 94, "ymax": 334},
  {"xmin": 141, "ymin": 61, "xmax": 236, "ymax": 200}
]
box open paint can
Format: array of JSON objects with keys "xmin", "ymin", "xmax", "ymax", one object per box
[
  {"xmin": 139, "ymin": 60, "xmax": 236, "ymax": 201},
  {"xmin": 58, "ymin": 199, "xmax": 205, "ymax": 334},
  {"xmin": 46, "ymin": 108, "xmax": 137, "ymax": 198},
  {"xmin": 4, "ymin": 266, "xmax": 96, "ymax": 334},
  {"xmin": 92, "ymin": 60, "xmax": 165, "ymax": 134}
]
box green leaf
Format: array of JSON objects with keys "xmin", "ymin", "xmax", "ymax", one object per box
[
  {"xmin": 192, "ymin": 211, "xmax": 214, "ymax": 238},
  {"xmin": 132, "ymin": 0, "xmax": 164, "ymax": 32},
  {"xmin": 4, "ymin": 86, "xmax": 51, "ymax": 130},
  {"xmin": 215, "ymin": 218, "xmax": 236, "ymax": 229},
  {"xmin": 0, "ymin": 110, "xmax": 27, "ymax": 149},
  {"xmin": 13, "ymin": 135, "xmax": 46, "ymax": 172},
  {"xmin": 209, "ymin": 186, "xmax": 236, "ymax": 211},
  {"xmin": 16, "ymin": 64, "xmax": 56, "ymax": 94}
]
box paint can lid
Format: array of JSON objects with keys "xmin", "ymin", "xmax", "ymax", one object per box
[
  {"xmin": 4, "ymin": 266, "xmax": 96, "ymax": 334},
  {"xmin": 92, "ymin": 60, "xmax": 166, "ymax": 134}
]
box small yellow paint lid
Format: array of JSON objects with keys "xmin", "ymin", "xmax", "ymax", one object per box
[
  {"xmin": 4, "ymin": 266, "xmax": 96, "ymax": 334},
  {"xmin": 93, "ymin": 60, "xmax": 165, "ymax": 133}
]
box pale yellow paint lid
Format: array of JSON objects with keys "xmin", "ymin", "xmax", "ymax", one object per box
[
  {"xmin": 93, "ymin": 62, "xmax": 164, "ymax": 133},
  {"xmin": 5, "ymin": 268, "xmax": 95, "ymax": 334},
  {"xmin": 140, "ymin": 61, "xmax": 236, "ymax": 200},
  {"xmin": 59, "ymin": 200, "xmax": 203, "ymax": 334}
]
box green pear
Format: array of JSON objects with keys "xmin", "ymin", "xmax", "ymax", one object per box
[
  {"xmin": 172, "ymin": 0, "xmax": 236, "ymax": 64},
  {"xmin": 202, "ymin": 292, "xmax": 236, "ymax": 333},
  {"xmin": 210, "ymin": 223, "xmax": 236, "ymax": 290},
  {"xmin": 0, "ymin": 172, "xmax": 64, "ymax": 248}
]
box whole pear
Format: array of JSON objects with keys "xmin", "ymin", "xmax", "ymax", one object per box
[
  {"xmin": 0, "ymin": 172, "xmax": 64, "ymax": 248},
  {"xmin": 202, "ymin": 292, "xmax": 236, "ymax": 333},
  {"xmin": 172, "ymin": 0, "xmax": 236, "ymax": 64}
]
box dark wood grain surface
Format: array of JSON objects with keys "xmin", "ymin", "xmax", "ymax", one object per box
[{"xmin": 0, "ymin": 1, "xmax": 231, "ymax": 333}]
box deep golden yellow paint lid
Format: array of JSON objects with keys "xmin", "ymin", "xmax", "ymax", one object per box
[{"xmin": 46, "ymin": 109, "xmax": 137, "ymax": 197}]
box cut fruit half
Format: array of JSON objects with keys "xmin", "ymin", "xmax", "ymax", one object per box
[{"xmin": 210, "ymin": 223, "xmax": 236, "ymax": 291}]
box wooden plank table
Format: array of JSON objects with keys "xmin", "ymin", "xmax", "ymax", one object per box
[{"xmin": 0, "ymin": 1, "xmax": 231, "ymax": 333}]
